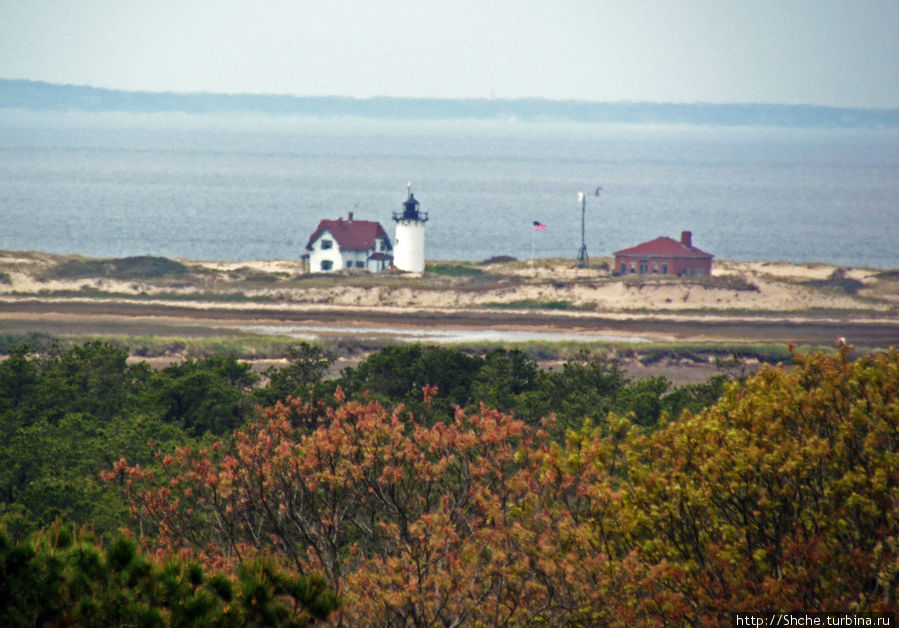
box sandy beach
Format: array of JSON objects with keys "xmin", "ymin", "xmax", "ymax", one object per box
[{"xmin": 1, "ymin": 251, "xmax": 897, "ymax": 353}]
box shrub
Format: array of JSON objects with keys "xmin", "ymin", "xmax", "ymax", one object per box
[
  {"xmin": 804, "ymin": 267, "xmax": 866, "ymax": 294},
  {"xmin": 0, "ymin": 524, "xmax": 339, "ymax": 626},
  {"xmin": 49, "ymin": 256, "xmax": 188, "ymax": 280},
  {"xmin": 114, "ymin": 347, "xmax": 899, "ymax": 624},
  {"xmin": 425, "ymin": 263, "xmax": 485, "ymax": 277}
]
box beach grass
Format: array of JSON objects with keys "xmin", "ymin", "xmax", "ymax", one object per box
[
  {"xmin": 477, "ymin": 299, "xmax": 590, "ymax": 311},
  {"xmin": 425, "ymin": 262, "xmax": 485, "ymax": 277},
  {"xmin": 43, "ymin": 255, "xmax": 190, "ymax": 280}
]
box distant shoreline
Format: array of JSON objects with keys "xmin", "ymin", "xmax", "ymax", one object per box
[{"xmin": 3, "ymin": 79, "xmax": 897, "ymax": 129}]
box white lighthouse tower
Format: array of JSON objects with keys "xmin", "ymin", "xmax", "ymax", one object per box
[{"xmin": 392, "ymin": 183, "xmax": 428, "ymax": 273}]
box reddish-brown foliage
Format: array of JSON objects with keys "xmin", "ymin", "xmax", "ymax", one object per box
[{"xmin": 112, "ymin": 347, "xmax": 899, "ymax": 625}]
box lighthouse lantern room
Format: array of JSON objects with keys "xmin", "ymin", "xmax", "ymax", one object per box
[{"xmin": 392, "ymin": 183, "xmax": 429, "ymax": 273}]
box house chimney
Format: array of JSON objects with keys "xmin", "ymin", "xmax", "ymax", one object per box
[
  {"xmin": 348, "ymin": 212, "xmax": 354, "ymax": 222},
  {"xmin": 681, "ymin": 231, "xmax": 692, "ymax": 248}
]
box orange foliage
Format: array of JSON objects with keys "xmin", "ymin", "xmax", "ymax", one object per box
[{"xmin": 112, "ymin": 347, "xmax": 899, "ymax": 625}]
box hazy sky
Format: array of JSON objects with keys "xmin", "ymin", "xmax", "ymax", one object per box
[{"xmin": 1, "ymin": 0, "xmax": 897, "ymax": 108}]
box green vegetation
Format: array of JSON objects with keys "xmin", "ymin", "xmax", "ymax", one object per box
[
  {"xmin": 0, "ymin": 329, "xmax": 809, "ymax": 365},
  {"xmin": 0, "ymin": 332, "xmax": 56, "ymax": 354},
  {"xmin": 480, "ymin": 298, "xmax": 585, "ymax": 310},
  {"xmin": 618, "ymin": 305, "xmax": 882, "ymax": 316},
  {"xmin": 803, "ymin": 267, "xmax": 867, "ymax": 294},
  {"xmin": 1, "ymin": 337, "xmax": 896, "ymax": 623},
  {"xmin": 23, "ymin": 288, "xmax": 279, "ymax": 303},
  {"xmin": 46, "ymin": 256, "xmax": 189, "ymax": 280},
  {"xmin": 0, "ymin": 333, "xmax": 296, "ymax": 361},
  {"xmin": 424, "ymin": 262, "xmax": 485, "ymax": 277},
  {"xmin": 0, "ymin": 524, "xmax": 339, "ymax": 626},
  {"xmin": 117, "ymin": 347, "xmax": 899, "ymax": 624},
  {"xmin": 0, "ymin": 341, "xmax": 262, "ymax": 535},
  {"xmin": 0, "ymin": 339, "xmax": 741, "ymax": 538},
  {"xmin": 631, "ymin": 341, "xmax": 797, "ymax": 365},
  {"xmin": 620, "ymin": 272, "xmax": 761, "ymax": 292},
  {"xmin": 478, "ymin": 255, "xmax": 517, "ymax": 265},
  {"xmin": 227, "ymin": 266, "xmax": 291, "ymax": 282}
]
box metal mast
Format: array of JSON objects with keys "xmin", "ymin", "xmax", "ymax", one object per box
[{"xmin": 576, "ymin": 191, "xmax": 588, "ymax": 268}]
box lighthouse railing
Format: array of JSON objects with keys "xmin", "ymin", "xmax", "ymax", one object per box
[{"xmin": 392, "ymin": 210, "xmax": 429, "ymax": 222}]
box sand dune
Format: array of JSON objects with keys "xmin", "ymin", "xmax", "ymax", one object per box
[
  {"xmin": 1, "ymin": 252, "xmax": 896, "ymax": 313},
  {"xmin": 1, "ymin": 252, "xmax": 896, "ymax": 349}
]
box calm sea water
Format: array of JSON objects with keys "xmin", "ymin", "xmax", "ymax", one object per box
[{"xmin": 1, "ymin": 111, "xmax": 897, "ymax": 268}]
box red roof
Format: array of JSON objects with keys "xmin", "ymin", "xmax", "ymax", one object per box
[
  {"xmin": 306, "ymin": 217, "xmax": 392, "ymax": 252},
  {"xmin": 614, "ymin": 236, "xmax": 713, "ymax": 259}
]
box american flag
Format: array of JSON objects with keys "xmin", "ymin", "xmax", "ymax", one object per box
[{"xmin": 533, "ymin": 221, "xmax": 547, "ymax": 231}]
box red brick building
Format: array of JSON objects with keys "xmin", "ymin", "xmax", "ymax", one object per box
[{"xmin": 614, "ymin": 231, "xmax": 713, "ymax": 276}]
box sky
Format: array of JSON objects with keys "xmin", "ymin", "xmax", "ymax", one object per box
[{"xmin": 1, "ymin": 0, "xmax": 897, "ymax": 108}]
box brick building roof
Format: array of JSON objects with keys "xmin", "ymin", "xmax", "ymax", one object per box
[
  {"xmin": 615, "ymin": 236, "xmax": 713, "ymax": 259},
  {"xmin": 306, "ymin": 216, "xmax": 392, "ymax": 252}
]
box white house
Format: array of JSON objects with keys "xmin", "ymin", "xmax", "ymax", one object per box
[{"xmin": 305, "ymin": 213, "xmax": 393, "ymax": 273}]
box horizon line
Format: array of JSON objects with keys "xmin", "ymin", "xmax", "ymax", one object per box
[{"xmin": 4, "ymin": 77, "xmax": 897, "ymax": 112}]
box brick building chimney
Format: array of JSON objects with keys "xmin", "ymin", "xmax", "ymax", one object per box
[{"xmin": 681, "ymin": 231, "xmax": 693, "ymax": 248}]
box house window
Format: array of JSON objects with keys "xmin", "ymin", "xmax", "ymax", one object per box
[
  {"xmin": 629, "ymin": 263, "xmax": 636, "ymax": 274},
  {"xmin": 639, "ymin": 261, "xmax": 649, "ymax": 274},
  {"xmin": 321, "ymin": 239, "xmax": 333, "ymax": 250},
  {"xmin": 321, "ymin": 260, "xmax": 333, "ymax": 271},
  {"xmin": 347, "ymin": 261, "xmax": 353, "ymax": 268},
  {"xmin": 356, "ymin": 261, "xmax": 365, "ymax": 268},
  {"xmin": 662, "ymin": 263, "xmax": 668, "ymax": 274},
  {"xmin": 620, "ymin": 263, "xmax": 627, "ymax": 274},
  {"xmin": 652, "ymin": 263, "xmax": 659, "ymax": 274}
]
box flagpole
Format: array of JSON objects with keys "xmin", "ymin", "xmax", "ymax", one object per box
[
  {"xmin": 576, "ymin": 192, "xmax": 587, "ymax": 268},
  {"xmin": 531, "ymin": 221, "xmax": 546, "ymax": 275}
]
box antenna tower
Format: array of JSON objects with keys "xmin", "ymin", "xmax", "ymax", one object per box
[{"xmin": 576, "ymin": 192, "xmax": 588, "ymax": 268}]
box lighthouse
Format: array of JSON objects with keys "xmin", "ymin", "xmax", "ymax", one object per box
[{"xmin": 392, "ymin": 183, "xmax": 429, "ymax": 272}]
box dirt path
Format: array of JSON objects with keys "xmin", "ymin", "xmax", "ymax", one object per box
[{"xmin": 2, "ymin": 298, "xmax": 897, "ymax": 348}]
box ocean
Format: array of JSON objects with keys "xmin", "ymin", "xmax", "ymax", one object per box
[{"xmin": 1, "ymin": 111, "xmax": 897, "ymax": 268}]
